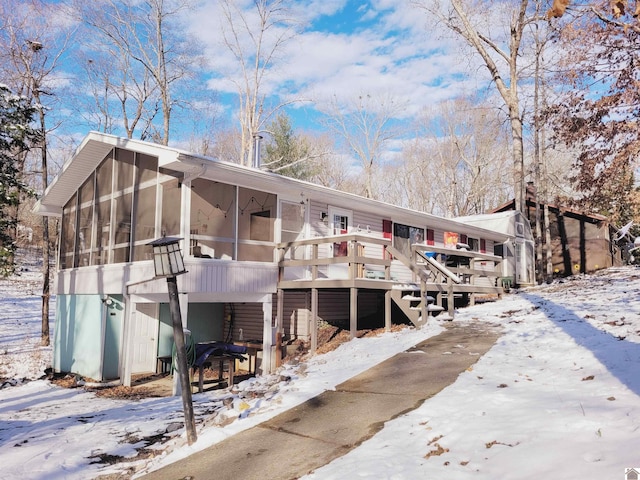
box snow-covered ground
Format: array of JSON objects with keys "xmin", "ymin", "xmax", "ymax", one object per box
[{"xmin": 1, "ymin": 257, "xmax": 640, "ymax": 479}]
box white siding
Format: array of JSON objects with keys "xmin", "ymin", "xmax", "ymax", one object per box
[{"xmin": 56, "ymin": 259, "xmax": 278, "ymax": 296}]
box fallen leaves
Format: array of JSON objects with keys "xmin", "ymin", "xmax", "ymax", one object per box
[
  {"xmin": 485, "ymin": 439, "xmax": 520, "ymax": 448},
  {"xmin": 424, "ymin": 435, "xmax": 450, "ymax": 459}
]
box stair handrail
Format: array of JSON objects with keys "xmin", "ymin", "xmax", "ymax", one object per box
[
  {"xmin": 414, "ymin": 250, "xmax": 462, "ymax": 284},
  {"xmin": 384, "ymin": 245, "xmax": 430, "ymax": 283}
]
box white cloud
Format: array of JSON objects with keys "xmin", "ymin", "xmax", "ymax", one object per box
[{"xmin": 185, "ymin": 1, "xmax": 493, "ymax": 130}]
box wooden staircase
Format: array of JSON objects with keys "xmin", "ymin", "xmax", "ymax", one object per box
[
  {"xmin": 385, "ymin": 245, "xmax": 460, "ymax": 327},
  {"xmin": 390, "ymin": 285, "xmax": 449, "ymax": 327}
]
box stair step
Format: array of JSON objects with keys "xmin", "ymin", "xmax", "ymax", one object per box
[
  {"xmin": 411, "ymin": 304, "xmax": 445, "ymax": 312},
  {"xmin": 392, "ymin": 284, "xmax": 421, "ymax": 291},
  {"xmin": 425, "ymin": 295, "xmax": 435, "ymax": 303},
  {"xmin": 436, "ymin": 313, "xmax": 454, "ymax": 321},
  {"xmin": 402, "ymin": 295, "xmax": 421, "ymax": 301}
]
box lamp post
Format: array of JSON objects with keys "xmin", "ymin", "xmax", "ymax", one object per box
[{"xmin": 147, "ymin": 236, "xmax": 197, "ymax": 445}]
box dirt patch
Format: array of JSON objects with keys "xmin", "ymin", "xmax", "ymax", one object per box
[
  {"xmin": 49, "ymin": 325, "xmax": 411, "ymax": 400},
  {"xmin": 314, "ymin": 324, "xmax": 407, "ymax": 355},
  {"xmin": 93, "ymin": 386, "xmax": 159, "ymax": 400}
]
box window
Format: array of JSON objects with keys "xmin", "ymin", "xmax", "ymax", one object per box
[
  {"xmin": 190, "ymin": 178, "xmax": 236, "ymax": 259},
  {"xmin": 160, "ymin": 169, "xmax": 182, "ymax": 236},
  {"xmin": 92, "ymin": 153, "xmax": 113, "ymax": 266},
  {"xmin": 57, "ymin": 148, "xmax": 165, "ymax": 269},
  {"xmin": 281, "ymin": 201, "xmax": 305, "ymax": 260},
  {"xmin": 115, "ymin": 148, "xmax": 135, "ymax": 191},
  {"xmin": 59, "ymin": 193, "xmax": 77, "ymax": 270},
  {"xmin": 237, "ymin": 187, "xmax": 276, "ymax": 261},
  {"xmin": 393, "ymin": 223, "xmax": 424, "ymax": 258},
  {"xmin": 132, "ymin": 154, "xmax": 158, "ymax": 261},
  {"xmin": 75, "ymin": 174, "xmax": 95, "ymax": 267},
  {"xmin": 250, "ymin": 210, "xmax": 272, "ymax": 241},
  {"xmin": 112, "ymin": 192, "xmax": 132, "ymax": 263},
  {"xmin": 444, "ymin": 231, "xmax": 459, "ymax": 249}
]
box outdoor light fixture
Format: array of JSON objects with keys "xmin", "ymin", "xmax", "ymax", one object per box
[
  {"xmin": 101, "ymin": 296, "xmax": 113, "ymax": 306},
  {"xmin": 146, "ymin": 236, "xmax": 196, "ymax": 445},
  {"xmin": 148, "ymin": 236, "xmax": 186, "ymax": 277}
]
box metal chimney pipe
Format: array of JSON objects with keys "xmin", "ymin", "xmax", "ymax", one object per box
[{"xmin": 253, "ymin": 134, "xmax": 263, "ymax": 169}]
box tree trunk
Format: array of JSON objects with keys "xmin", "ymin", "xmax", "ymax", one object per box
[{"xmin": 38, "ymin": 99, "xmax": 50, "ymax": 346}]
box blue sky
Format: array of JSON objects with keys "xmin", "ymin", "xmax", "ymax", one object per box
[
  {"xmin": 181, "ymin": 0, "xmax": 481, "ymax": 139},
  {"xmin": 15, "ymin": 0, "xmax": 498, "ymax": 154}
]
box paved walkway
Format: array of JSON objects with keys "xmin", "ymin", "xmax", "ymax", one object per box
[{"xmin": 141, "ymin": 322, "xmax": 501, "ymax": 480}]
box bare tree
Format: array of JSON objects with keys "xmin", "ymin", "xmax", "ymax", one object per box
[
  {"xmin": 75, "ymin": 0, "xmax": 196, "ymax": 144},
  {"xmin": 75, "ymin": 46, "xmax": 157, "ymax": 139},
  {"xmin": 530, "ymin": 0, "xmax": 555, "ymax": 283},
  {"xmin": 320, "ymin": 93, "xmax": 407, "ymax": 200},
  {"xmin": 0, "ymin": 0, "xmax": 73, "ymax": 346},
  {"xmin": 397, "ymin": 98, "xmax": 511, "ymax": 217},
  {"xmin": 413, "ymin": 0, "xmax": 537, "ymax": 213},
  {"xmin": 218, "ymin": 0, "xmax": 302, "ymax": 166},
  {"xmin": 208, "ymin": 127, "xmax": 244, "ymax": 163}
]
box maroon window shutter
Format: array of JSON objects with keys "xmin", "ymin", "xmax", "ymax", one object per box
[
  {"xmin": 382, "ymin": 219, "xmax": 392, "ymax": 239},
  {"xmin": 426, "ymin": 228, "xmax": 435, "ymax": 246},
  {"xmin": 382, "ymin": 219, "xmax": 392, "ymax": 258},
  {"xmin": 480, "ymin": 238, "xmax": 486, "ymax": 253},
  {"xmin": 460, "ymin": 234, "xmax": 468, "ymax": 244}
]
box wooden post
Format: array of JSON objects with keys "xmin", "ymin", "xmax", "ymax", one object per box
[
  {"xmin": 350, "ymin": 287, "xmax": 358, "ymax": 339},
  {"xmin": 420, "ymin": 280, "xmax": 427, "ymax": 325},
  {"xmin": 311, "ymin": 288, "xmax": 318, "ymax": 352},
  {"xmin": 384, "ymin": 289, "xmax": 391, "ymax": 331},
  {"xmin": 167, "ymin": 276, "xmax": 197, "ymax": 445},
  {"xmin": 262, "ymin": 296, "xmax": 273, "ymax": 374},
  {"xmin": 276, "ymin": 289, "xmax": 284, "ymax": 366}
]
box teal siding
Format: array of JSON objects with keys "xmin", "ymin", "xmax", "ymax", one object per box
[
  {"xmin": 102, "ymin": 295, "xmax": 124, "ymax": 380},
  {"xmin": 54, "ymin": 295, "xmax": 103, "ymax": 380},
  {"xmin": 188, "ymin": 303, "xmax": 225, "ymax": 344},
  {"xmin": 157, "ymin": 302, "xmax": 225, "ymax": 358},
  {"xmin": 158, "ymin": 304, "xmax": 173, "ymax": 358}
]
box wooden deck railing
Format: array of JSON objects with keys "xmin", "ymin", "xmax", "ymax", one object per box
[
  {"xmin": 277, "ymin": 235, "xmax": 504, "ymax": 298},
  {"xmin": 277, "ymin": 234, "xmax": 394, "ymax": 287}
]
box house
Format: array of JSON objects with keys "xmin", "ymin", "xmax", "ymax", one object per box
[
  {"xmin": 492, "ymin": 184, "xmax": 624, "ymax": 277},
  {"xmin": 456, "ymin": 210, "xmax": 536, "ymax": 287},
  {"xmin": 34, "ymin": 132, "xmax": 512, "ymax": 387}
]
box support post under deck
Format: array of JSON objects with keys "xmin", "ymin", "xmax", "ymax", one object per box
[
  {"xmin": 350, "ymin": 287, "xmax": 357, "ymax": 339},
  {"xmin": 384, "ymin": 289, "xmax": 391, "ymax": 331},
  {"xmin": 311, "ymin": 288, "xmax": 318, "ymax": 352}
]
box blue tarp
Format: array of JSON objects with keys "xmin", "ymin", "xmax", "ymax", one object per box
[{"xmin": 194, "ymin": 342, "xmax": 247, "ymax": 367}]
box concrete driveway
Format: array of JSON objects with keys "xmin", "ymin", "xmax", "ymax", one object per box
[{"xmin": 141, "ymin": 322, "xmax": 501, "ymax": 480}]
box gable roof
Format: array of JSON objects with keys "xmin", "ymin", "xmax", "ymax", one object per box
[
  {"xmin": 34, "ymin": 132, "xmax": 509, "ymax": 242},
  {"xmin": 456, "ymin": 211, "xmax": 533, "ymax": 240},
  {"xmin": 491, "ymin": 190, "xmax": 609, "ymax": 224}
]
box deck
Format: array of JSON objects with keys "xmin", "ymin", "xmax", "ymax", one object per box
[{"xmin": 276, "ymin": 234, "xmax": 504, "ymax": 349}]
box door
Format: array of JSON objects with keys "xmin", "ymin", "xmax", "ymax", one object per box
[
  {"xmin": 131, "ymin": 303, "xmax": 159, "ymax": 374},
  {"xmin": 515, "ymin": 242, "xmax": 526, "ymax": 284},
  {"xmin": 328, "ymin": 206, "xmax": 352, "ymax": 279}
]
